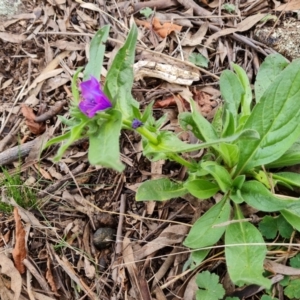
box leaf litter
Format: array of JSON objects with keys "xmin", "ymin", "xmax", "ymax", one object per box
[{"xmin": 0, "ymin": 0, "xmax": 299, "ymax": 299}]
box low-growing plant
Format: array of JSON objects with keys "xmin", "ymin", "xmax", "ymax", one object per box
[
  {"xmin": 45, "ymin": 24, "xmax": 300, "ymax": 291},
  {"xmin": 0, "ymin": 168, "xmax": 37, "ymax": 211}
]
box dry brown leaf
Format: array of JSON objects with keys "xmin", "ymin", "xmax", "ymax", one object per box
[
  {"xmin": 21, "ymin": 104, "xmax": 45, "ymax": 135},
  {"xmin": 123, "ymin": 237, "xmax": 152, "ymax": 300},
  {"xmin": 55, "ymin": 255, "xmax": 98, "ymax": 300},
  {"xmin": 0, "ymin": 78, "xmax": 13, "ymax": 90},
  {"xmin": 206, "ymin": 13, "xmax": 267, "ymax": 46},
  {"xmin": 84, "ymin": 256, "xmax": 95, "ymax": 279},
  {"xmin": 24, "ymin": 51, "xmax": 70, "ymax": 96},
  {"xmin": 154, "ymin": 96, "xmax": 176, "ymax": 108},
  {"xmin": 34, "ymin": 164, "xmax": 52, "ymax": 180},
  {"xmin": 0, "ymin": 253, "xmax": 22, "ymax": 300},
  {"xmin": 136, "ymin": 17, "xmax": 182, "ymax": 38},
  {"xmin": 51, "ymin": 40, "xmax": 85, "ymax": 51},
  {"xmin": 12, "ymin": 207, "xmax": 27, "ymax": 274},
  {"xmin": 264, "ymin": 259, "xmax": 300, "ymax": 275},
  {"xmin": 46, "ymin": 257, "xmax": 59, "ymax": 296},
  {"xmin": 0, "ymin": 32, "xmax": 25, "ymax": 43},
  {"xmin": 134, "ymin": 225, "xmax": 189, "ymax": 260},
  {"xmin": 275, "ymin": 0, "xmax": 300, "ymax": 10}
]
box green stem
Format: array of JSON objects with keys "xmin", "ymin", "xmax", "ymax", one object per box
[
  {"xmin": 136, "ymin": 127, "xmax": 158, "ymax": 145},
  {"xmin": 168, "ymin": 153, "xmax": 195, "ymax": 169}
]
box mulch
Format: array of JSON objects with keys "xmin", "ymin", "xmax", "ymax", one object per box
[{"xmin": 0, "ymin": 0, "xmax": 296, "ymax": 299}]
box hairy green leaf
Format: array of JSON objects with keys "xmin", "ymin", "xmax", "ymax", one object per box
[
  {"xmin": 83, "ymin": 25, "xmax": 110, "ymax": 81},
  {"xmin": 88, "ymin": 109, "xmax": 124, "ymax": 172},
  {"xmin": 240, "ymin": 181, "xmax": 300, "ymax": 212},
  {"xmin": 266, "ymin": 140, "xmax": 300, "ymax": 168},
  {"xmin": 232, "ymin": 64, "xmax": 252, "ymax": 116},
  {"xmin": 225, "ymin": 207, "xmax": 271, "ymax": 288},
  {"xmin": 235, "ymin": 59, "xmax": 300, "ymax": 175},
  {"xmin": 220, "ymin": 70, "xmax": 244, "ymax": 118},
  {"xmin": 136, "ymin": 178, "xmax": 187, "ymax": 201},
  {"xmin": 104, "ymin": 24, "xmax": 139, "ymax": 119},
  {"xmin": 185, "ymin": 179, "xmax": 219, "ymax": 199},
  {"xmin": 184, "ymin": 198, "xmax": 231, "ymax": 248},
  {"xmin": 255, "ymin": 54, "xmax": 289, "ymax": 103},
  {"xmin": 201, "ymin": 161, "xmax": 232, "ymax": 192}
]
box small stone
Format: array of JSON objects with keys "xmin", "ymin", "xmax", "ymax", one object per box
[{"xmin": 93, "ymin": 227, "xmax": 116, "ymax": 250}]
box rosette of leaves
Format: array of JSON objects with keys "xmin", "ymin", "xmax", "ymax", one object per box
[{"xmin": 137, "ymin": 54, "xmax": 300, "ymax": 289}]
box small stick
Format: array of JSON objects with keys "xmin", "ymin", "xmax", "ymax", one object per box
[
  {"xmin": 0, "ymin": 140, "xmax": 36, "ymax": 166},
  {"xmin": 115, "ymin": 194, "xmax": 126, "ymax": 255}
]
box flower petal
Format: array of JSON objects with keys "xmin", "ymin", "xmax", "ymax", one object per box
[
  {"xmin": 79, "ymin": 76, "xmax": 112, "ymax": 117},
  {"xmin": 132, "ymin": 119, "xmax": 143, "ymax": 129}
]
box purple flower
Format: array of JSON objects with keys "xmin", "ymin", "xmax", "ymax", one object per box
[
  {"xmin": 79, "ymin": 76, "xmax": 112, "ymax": 118},
  {"xmin": 132, "ymin": 119, "xmax": 143, "ymax": 129}
]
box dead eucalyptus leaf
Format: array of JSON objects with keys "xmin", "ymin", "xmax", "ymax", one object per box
[{"xmin": 0, "ymin": 253, "xmax": 22, "ymax": 300}]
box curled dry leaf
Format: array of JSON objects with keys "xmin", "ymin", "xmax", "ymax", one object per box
[
  {"xmin": 135, "ymin": 17, "xmax": 182, "ymax": 38},
  {"xmin": 21, "ymin": 104, "xmax": 45, "ymax": 135},
  {"xmin": 12, "ymin": 207, "xmax": 27, "ymax": 274},
  {"xmin": 34, "ymin": 100, "xmax": 67, "ymax": 122}
]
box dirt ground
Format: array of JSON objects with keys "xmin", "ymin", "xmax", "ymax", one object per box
[{"xmin": 0, "ymin": 0, "xmax": 298, "ymax": 299}]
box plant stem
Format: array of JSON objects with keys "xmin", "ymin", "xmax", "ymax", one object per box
[
  {"xmin": 136, "ymin": 127, "xmax": 159, "ymax": 145},
  {"xmin": 168, "ymin": 153, "xmax": 195, "ymax": 169}
]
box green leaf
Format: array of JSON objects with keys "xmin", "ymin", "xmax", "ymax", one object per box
[
  {"xmin": 277, "ymin": 215, "xmax": 293, "ymax": 238},
  {"xmin": 83, "ymin": 25, "xmax": 110, "ymax": 81},
  {"xmin": 258, "ymin": 216, "xmax": 278, "ymax": 239},
  {"xmin": 53, "ymin": 121, "xmax": 88, "ymax": 161},
  {"xmin": 185, "ymin": 179, "xmax": 219, "ymax": 199},
  {"xmin": 88, "ymin": 109, "xmax": 124, "ymax": 172},
  {"xmin": 104, "ymin": 23, "xmax": 138, "ymax": 119},
  {"xmin": 190, "ymin": 100, "xmax": 218, "ymax": 142},
  {"xmin": 232, "ymin": 175, "xmax": 245, "ymax": 190},
  {"xmin": 211, "ymin": 105, "xmax": 223, "ymax": 136},
  {"xmin": 222, "ymin": 110, "xmax": 236, "ymax": 137},
  {"xmin": 225, "ymin": 207, "xmax": 271, "ymax": 288},
  {"xmin": 284, "ymin": 279, "xmax": 300, "ymax": 299},
  {"xmin": 221, "ymin": 3, "xmax": 236, "ymax": 13},
  {"xmin": 235, "ymin": 59, "xmax": 300, "ymax": 175},
  {"xmin": 143, "ymin": 129, "xmax": 259, "ymax": 158},
  {"xmin": 219, "ymin": 143, "xmax": 239, "ymax": 168},
  {"xmin": 225, "ymin": 297, "xmax": 240, "ymax": 300},
  {"xmin": 281, "ymin": 209, "xmax": 300, "ymax": 231},
  {"xmin": 232, "ymin": 64, "xmax": 252, "ymax": 116},
  {"xmin": 266, "ymin": 140, "xmax": 300, "ymax": 168},
  {"xmin": 255, "ymin": 54, "xmax": 289, "ymax": 103},
  {"xmin": 261, "ymin": 296, "xmax": 279, "ymax": 300},
  {"xmin": 136, "ymin": 178, "xmax": 187, "ymax": 201},
  {"xmin": 140, "ymin": 7, "xmax": 153, "ymax": 18},
  {"xmin": 273, "ymin": 172, "xmax": 300, "ymax": 189},
  {"xmin": 220, "ymin": 70, "xmax": 244, "ymax": 118},
  {"xmin": 184, "ymin": 198, "xmax": 231, "ymax": 248},
  {"xmin": 44, "ymin": 131, "xmax": 71, "ymax": 150},
  {"xmin": 240, "ymin": 181, "xmax": 300, "ymax": 212},
  {"xmin": 189, "ymin": 53, "xmax": 209, "ymax": 68},
  {"xmin": 184, "ymin": 249, "xmax": 211, "ymax": 271},
  {"xmin": 196, "ymin": 271, "xmax": 225, "ymax": 300},
  {"xmin": 290, "ymin": 253, "xmax": 300, "ymax": 268},
  {"xmin": 71, "ymin": 67, "xmax": 83, "ymax": 104},
  {"xmin": 201, "ymin": 161, "xmax": 233, "ymax": 193}
]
